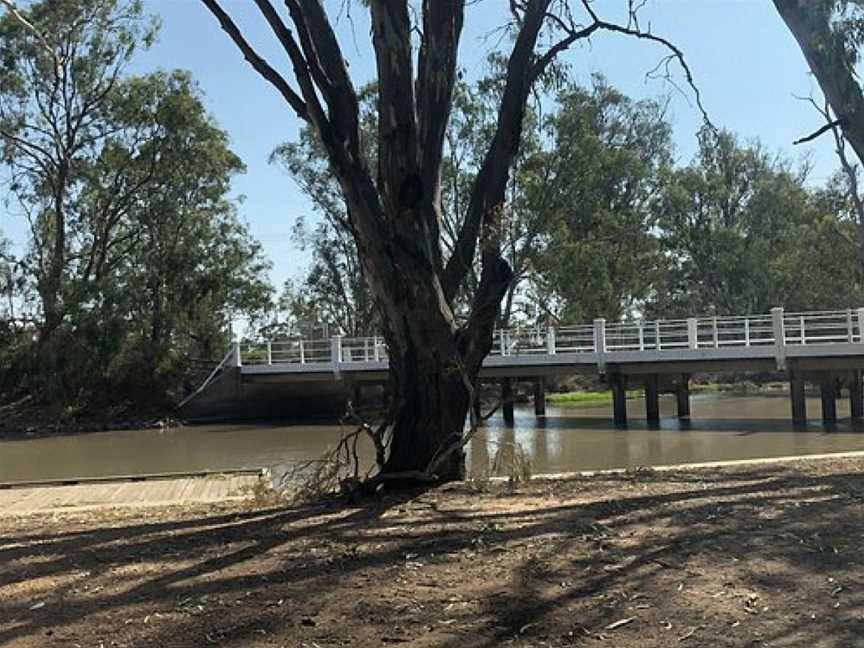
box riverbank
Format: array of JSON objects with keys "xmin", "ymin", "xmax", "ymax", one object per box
[
  {"xmin": 0, "ymin": 380, "xmax": 804, "ymax": 440},
  {"xmin": 4, "ymin": 455, "xmax": 864, "ymax": 647},
  {"xmin": 546, "ymin": 389, "xmax": 639, "ymax": 407},
  {"xmin": 546, "ymin": 381, "xmax": 795, "ymax": 408},
  {"xmin": 0, "ymin": 396, "xmax": 176, "ymax": 442}
]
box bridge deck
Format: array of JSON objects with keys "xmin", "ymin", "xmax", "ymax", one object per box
[{"xmin": 237, "ymin": 308, "xmax": 864, "ymax": 380}]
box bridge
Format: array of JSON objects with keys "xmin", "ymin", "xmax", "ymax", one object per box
[{"xmin": 190, "ymin": 307, "xmax": 864, "ymax": 426}]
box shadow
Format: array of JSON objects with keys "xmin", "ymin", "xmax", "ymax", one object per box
[{"xmin": 3, "ymin": 464, "xmax": 864, "ymax": 646}]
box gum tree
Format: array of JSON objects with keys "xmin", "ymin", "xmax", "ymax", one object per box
[{"xmin": 201, "ymin": 0, "xmax": 701, "ymax": 483}]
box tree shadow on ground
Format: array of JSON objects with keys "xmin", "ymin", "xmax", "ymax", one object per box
[{"xmin": 3, "ymin": 464, "xmax": 864, "ymax": 647}]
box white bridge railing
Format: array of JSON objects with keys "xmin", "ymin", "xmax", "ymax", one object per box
[{"xmin": 234, "ymin": 307, "xmax": 864, "ymax": 368}]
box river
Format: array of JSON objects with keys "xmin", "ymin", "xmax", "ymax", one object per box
[{"xmin": 3, "ymin": 393, "xmax": 864, "ymax": 483}]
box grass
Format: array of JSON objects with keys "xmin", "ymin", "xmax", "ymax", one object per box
[
  {"xmin": 689, "ymin": 381, "xmax": 789, "ymax": 395},
  {"xmin": 546, "ymin": 389, "xmax": 640, "ymax": 407},
  {"xmin": 547, "ymin": 382, "xmax": 790, "ymax": 408}
]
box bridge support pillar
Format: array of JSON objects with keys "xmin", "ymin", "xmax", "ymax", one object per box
[
  {"xmin": 645, "ymin": 374, "xmax": 660, "ymax": 425},
  {"xmin": 534, "ymin": 378, "xmax": 546, "ymax": 416},
  {"xmin": 676, "ymin": 374, "xmax": 691, "ymax": 418},
  {"xmin": 821, "ymin": 374, "xmax": 837, "ymax": 425},
  {"xmin": 789, "ymin": 369, "xmax": 807, "ymax": 426},
  {"xmin": 610, "ymin": 374, "xmax": 628, "ymax": 427},
  {"xmin": 502, "ymin": 378, "xmax": 515, "ymax": 425},
  {"xmin": 850, "ymin": 370, "xmax": 863, "ymax": 420}
]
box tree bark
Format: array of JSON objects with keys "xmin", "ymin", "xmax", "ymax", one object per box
[{"xmin": 384, "ymin": 330, "xmax": 469, "ymax": 481}]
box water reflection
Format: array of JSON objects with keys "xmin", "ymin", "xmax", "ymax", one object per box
[
  {"xmin": 471, "ymin": 394, "xmax": 864, "ymax": 474},
  {"xmin": 2, "ymin": 394, "xmax": 864, "ymax": 483}
]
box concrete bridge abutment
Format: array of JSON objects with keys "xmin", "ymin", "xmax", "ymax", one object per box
[
  {"xmin": 820, "ymin": 373, "xmax": 838, "ymax": 425},
  {"xmin": 850, "ymin": 370, "xmax": 863, "ymax": 420},
  {"xmin": 501, "ymin": 378, "xmax": 515, "ymax": 425},
  {"xmin": 534, "ymin": 377, "xmax": 546, "ymax": 416},
  {"xmin": 644, "ymin": 374, "xmax": 660, "ymax": 426},
  {"xmin": 676, "ymin": 374, "xmax": 691, "ymax": 419},
  {"xmin": 609, "ymin": 373, "xmax": 628, "ymax": 427}
]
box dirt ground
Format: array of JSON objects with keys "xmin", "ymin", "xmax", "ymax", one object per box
[{"xmin": 4, "ymin": 458, "xmax": 864, "ymax": 647}]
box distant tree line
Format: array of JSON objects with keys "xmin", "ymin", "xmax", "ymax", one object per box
[
  {"xmin": 3, "ymin": 0, "xmax": 864, "ymax": 422},
  {"xmin": 274, "ymin": 71, "xmax": 864, "ymax": 337},
  {"xmin": 0, "ymin": 0, "xmax": 271, "ymax": 411}
]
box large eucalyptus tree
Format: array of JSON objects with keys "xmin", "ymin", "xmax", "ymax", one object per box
[{"xmin": 201, "ymin": 0, "xmax": 700, "ymax": 482}]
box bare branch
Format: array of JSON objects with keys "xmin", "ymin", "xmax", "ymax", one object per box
[
  {"xmin": 289, "ymin": 0, "xmax": 362, "ymax": 159},
  {"xmin": 200, "ymin": 0, "xmax": 309, "ymax": 120},
  {"xmin": 793, "ymin": 117, "xmax": 846, "ymax": 145},
  {"xmin": 799, "ymin": 92, "xmax": 864, "ymax": 265},
  {"xmin": 248, "ymin": 0, "xmax": 333, "ymax": 142},
  {"xmin": 775, "ymin": 0, "xmax": 864, "ymax": 165},
  {"xmin": 549, "ymin": 2, "xmax": 711, "ymax": 126}
]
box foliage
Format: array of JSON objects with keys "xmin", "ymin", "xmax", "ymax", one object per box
[
  {"xmin": 277, "ymin": 70, "xmax": 864, "ymax": 337},
  {"xmin": 649, "ymin": 130, "xmax": 863, "ymax": 316},
  {"xmin": 275, "ymin": 74, "xmax": 674, "ymax": 331},
  {"xmin": 0, "ymin": 0, "xmax": 272, "ymax": 407},
  {"xmin": 523, "ymin": 78, "xmax": 672, "ymax": 323}
]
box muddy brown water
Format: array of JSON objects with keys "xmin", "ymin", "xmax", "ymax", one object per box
[{"xmin": 3, "ymin": 394, "xmax": 864, "ymax": 483}]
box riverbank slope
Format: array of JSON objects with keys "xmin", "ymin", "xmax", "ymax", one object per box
[
  {"xmin": 0, "ymin": 396, "xmax": 173, "ymax": 442},
  {"xmin": 3, "ymin": 455, "xmax": 863, "ymax": 647}
]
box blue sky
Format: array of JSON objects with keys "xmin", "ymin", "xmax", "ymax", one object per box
[{"xmin": 2, "ymin": 0, "xmax": 841, "ymax": 290}]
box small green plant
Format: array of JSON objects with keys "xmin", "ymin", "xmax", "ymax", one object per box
[{"xmin": 546, "ymin": 390, "xmax": 639, "ymax": 408}]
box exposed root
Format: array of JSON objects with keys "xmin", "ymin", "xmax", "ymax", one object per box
[{"xmin": 269, "ymin": 364, "xmax": 497, "ymax": 503}]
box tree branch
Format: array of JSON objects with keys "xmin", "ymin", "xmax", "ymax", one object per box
[
  {"xmin": 443, "ymin": 0, "xmax": 550, "ymax": 303},
  {"xmin": 200, "ymin": 0, "xmax": 309, "ymax": 120},
  {"xmin": 793, "ymin": 116, "xmax": 846, "ymax": 145},
  {"xmin": 288, "ymin": 0, "xmax": 362, "ymax": 160},
  {"xmin": 368, "ymin": 0, "xmax": 420, "ymax": 216},
  {"xmin": 0, "ymin": 0, "xmax": 59, "ymax": 71},
  {"xmin": 416, "ymin": 0, "xmax": 465, "ymax": 268},
  {"xmin": 443, "ymin": 0, "xmax": 708, "ymax": 303},
  {"xmin": 775, "ymin": 0, "xmax": 864, "ymax": 164},
  {"xmin": 563, "ymin": 1, "xmax": 710, "ymax": 125}
]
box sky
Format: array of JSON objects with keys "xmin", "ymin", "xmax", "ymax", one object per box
[{"xmin": 2, "ymin": 0, "xmax": 843, "ymax": 291}]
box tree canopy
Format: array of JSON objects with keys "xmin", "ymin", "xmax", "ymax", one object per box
[{"xmin": 0, "ymin": 0, "xmax": 273, "ymax": 406}]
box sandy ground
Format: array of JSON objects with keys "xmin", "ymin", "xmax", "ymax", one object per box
[{"xmin": 4, "ymin": 457, "xmax": 864, "ymax": 647}]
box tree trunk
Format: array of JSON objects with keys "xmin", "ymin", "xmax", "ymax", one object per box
[
  {"xmin": 202, "ymin": 0, "xmax": 595, "ymax": 485},
  {"xmin": 383, "ymin": 338, "xmax": 470, "ymax": 481},
  {"xmin": 38, "ymin": 158, "xmax": 70, "ymax": 347}
]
